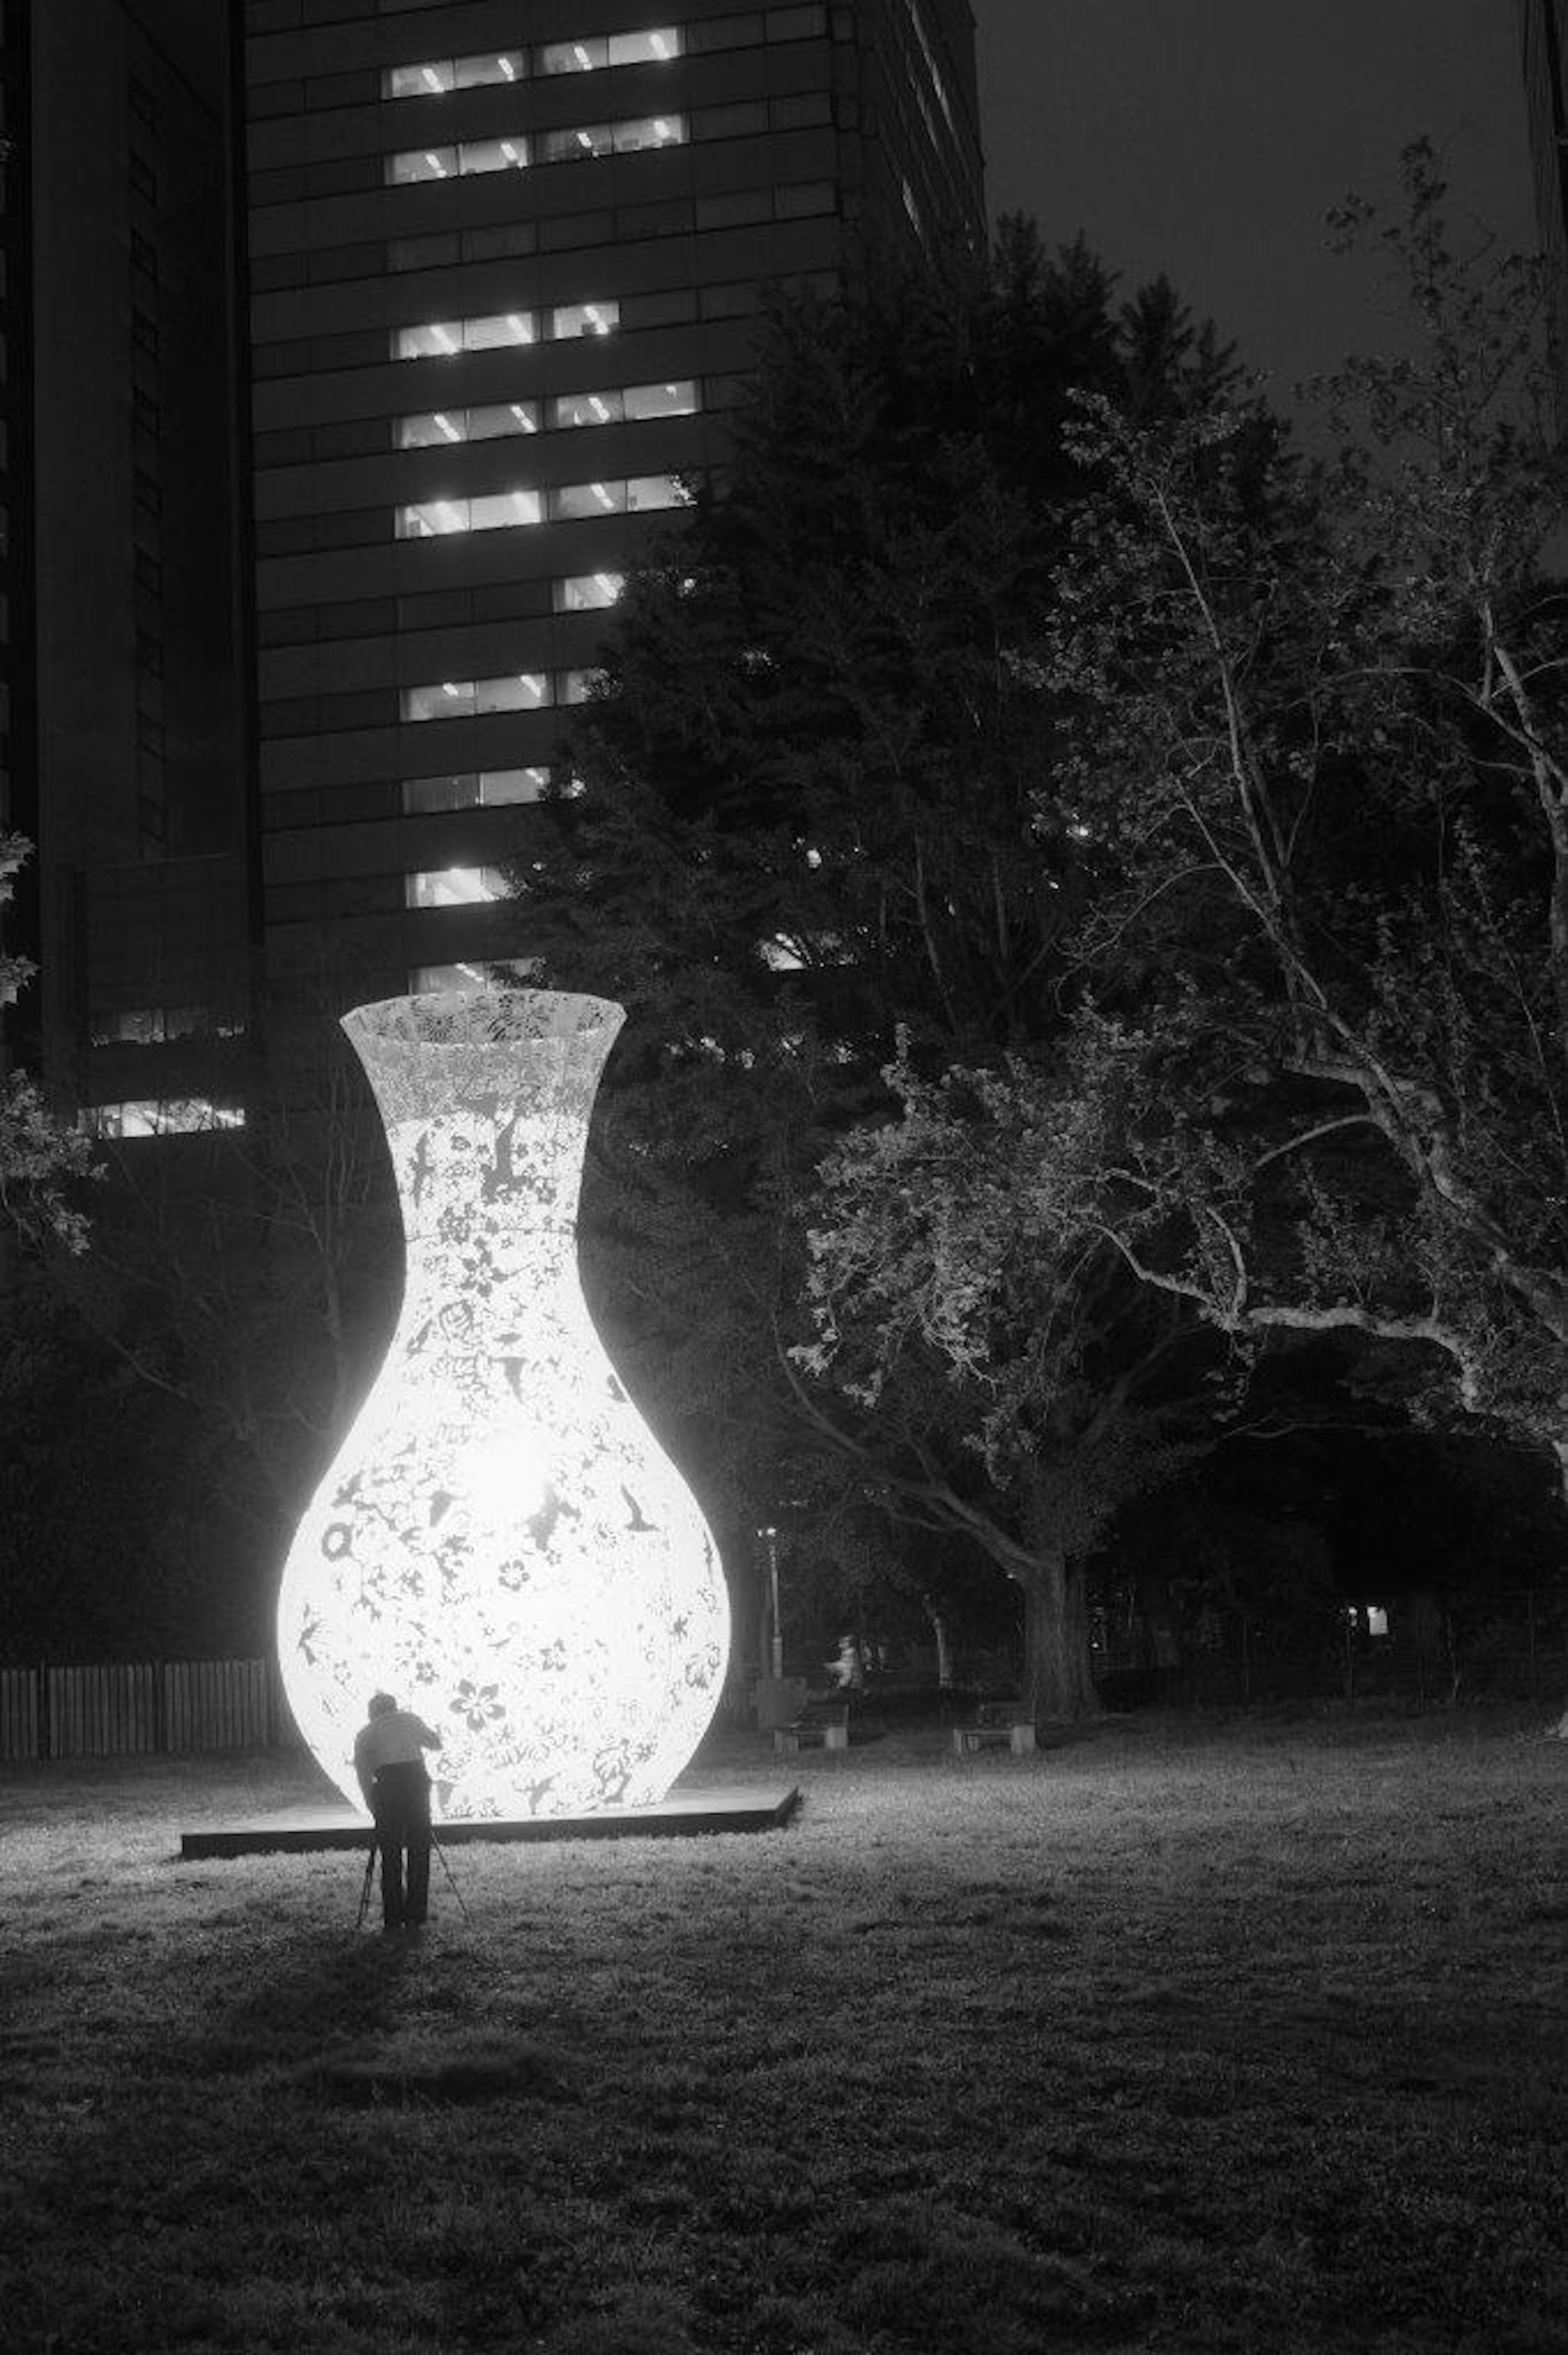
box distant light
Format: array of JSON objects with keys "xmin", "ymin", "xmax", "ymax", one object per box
[
  {"xmin": 423, "ymin": 151, "xmax": 446, "ymax": 175},
  {"xmin": 499, "ymin": 55, "xmax": 517, "ymax": 80},
  {"xmin": 434, "ymin": 411, "xmax": 460, "ymax": 442},
  {"xmin": 422, "ymin": 66, "xmax": 443, "ymax": 93},
  {"xmin": 651, "ymin": 32, "xmax": 671, "ymax": 59}
]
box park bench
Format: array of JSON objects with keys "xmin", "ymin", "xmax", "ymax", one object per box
[
  {"xmin": 952, "ymin": 1701, "xmax": 1036, "ymax": 1758},
  {"xmin": 773, "ymin": 1699, "xmax": 851, "ymax": 1755}
]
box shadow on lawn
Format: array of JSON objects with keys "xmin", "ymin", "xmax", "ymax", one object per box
[{"xmin": 183, "ymin": 1919, "xmax": 420, "ymax": 2078}]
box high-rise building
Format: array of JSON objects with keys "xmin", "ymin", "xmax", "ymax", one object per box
[
  {"xmin": 238, "ymin": 0, "xmax": 984, "ymax": 1017},
  {"xmin": 1518, "ymin": 0, "xmax": 1568, "ymax": 417},
  {"xmin": 0, "ymin": 0, "xmax": 248, "ymax": 1139}
]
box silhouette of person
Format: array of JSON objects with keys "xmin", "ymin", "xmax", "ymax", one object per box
[{"xmin": 353, "ymin": 1691, "xmax": 442, "ymax": 1930}]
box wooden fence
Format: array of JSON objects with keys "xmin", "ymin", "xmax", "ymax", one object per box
[{"xmin": 0, "ymin": 1659, "xmax": 290, "ymax": 1763}]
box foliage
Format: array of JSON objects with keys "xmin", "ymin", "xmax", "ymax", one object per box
[
  {"xmin": 521, "ymin": 229, "xmax": 1244, "ymax": 1705},
  {"xmin": 1010, "ymin": 143, "xmax": 1568, "ymax": 1487},
  {"xmin": 0, "ymin": 834, "xmax": 96, "ymax": 1252}
]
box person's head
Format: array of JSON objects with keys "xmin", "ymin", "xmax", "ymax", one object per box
[{"xmin": 368, "ymin": 1690, "xmax": 398, "ymax": 1719}]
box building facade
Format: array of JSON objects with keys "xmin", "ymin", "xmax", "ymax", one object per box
[
  {"xmin": 1519, "ymin": 0, "xmax": 1568, "ymax": 419},
  {"xmin": 0, "ymin": 0, "xmax": 248, "ymax": 1140},
  {"xmin": 238, "ymin": 0, "xmax": 984, "ymax": 1018}
]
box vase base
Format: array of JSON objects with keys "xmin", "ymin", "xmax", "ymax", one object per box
[{"xmin": 180, "ymin": 1783, "xmax": 800, "ymax": 1860}]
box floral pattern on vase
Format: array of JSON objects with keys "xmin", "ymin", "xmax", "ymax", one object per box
[{"xmin": 276, "ymin": 989, "xmax": 730, "ymax": 1820}]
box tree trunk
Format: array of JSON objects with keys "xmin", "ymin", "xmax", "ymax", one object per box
[
  {"xmin": 922, "ymin": 1595, "xmax": 954, "ymax": 1688},
  {"xmin": 1017, "ymin": 1543, "xmax": 1100, "ymax": 1721},
  {"xmin": 1551, "ymin": 1446, "xmax": 1568, "ymax": 1737}
]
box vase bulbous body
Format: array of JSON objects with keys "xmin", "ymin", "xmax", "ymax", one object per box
[{"xmin": 276, "ymin": 990, "xmax": 730, "ymax": 1820}]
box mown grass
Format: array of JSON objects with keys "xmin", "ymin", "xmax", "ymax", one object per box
[{"xmin": 1, "ymin": 1706, "xmax": 1564, "ymax": 2354}]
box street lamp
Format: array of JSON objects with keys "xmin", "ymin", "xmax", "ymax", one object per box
[{"xmin": 762, "ymin": 1524, "xmax": 782, "ymax": 1679}]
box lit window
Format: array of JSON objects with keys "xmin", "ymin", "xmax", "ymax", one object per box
[
  {"xmin": 392, "ymin": 312, "xmax": 535, "ymax": 362},
  {"xmin": 396, "ymin": 402, "xmax": 539, "ymax": 447},
  {"xmin": 397, "ymin": 411, "xmax": 466, "ymax": 448},
  {"xmin": 384, "ymin": 52, "xmax": 528, "ymax": 98},
  {"xmin": 395, "ymin": 489, "xmax": 542, "ymax": 537},
  {"xmin": 456, "ymin": 51, "xmax": 524, "ymax": 88},
  {"xmin": 546, "ymin": 473, "xmax": 689, "ymax": 522},
  {"xmin": 539, "ymin": 37, "xmax": 607, "ymax": 73},
  {"xmin": 558, "ymin": 669, "xmax": 607, "ymax": 703},
  {"xmin": 554, "ymin": 572, "xmax": 624, "ymax": 612},
  {"xmin": 537, "ymin": 29, "xmax": 682, "ymax": 72},
  {"xmin": 405, "ymin": 867, "xmax": 511, "ymax": 908},
  {"xmin": 394, "ymin": 320, "xmax": 461, "ymax": 361},
  {"xmin": 627, "ymin": 472, "xmax": 689, "ymax": 511},
  {"xmin": 551, "ymin": 388, "xmax": 624, "ymax": 429},
  {"xmin": 411, "ymin": 961, "xmax": 493, "ymax": 992},
  {"xmin": 401, "ymin": 676, "xmax": 551, "ymax": 722},
  {"xmin": 395, "ymin": 498, "xmax": 470, "ymax": 538},
  {"xmin": 385, "ymin": 60, "xmax": 456, "ymax": 98},
  {"xmin": 615, "ymin": 113, "xmax": 684, "ymax": 150},
  {"xmin": 466, "ymin": 312, "xmax": 536, "ymax": 351},
  {"xmin": 551, "ymin": 478, "xmax": 626, "ymax": 521},
  {"xmin": 545, "ymin": 121, "xmax": 614, "ymax": 162},
  {"xmin": 88, "ymin": 1006, "xmax": 242, "ymax": 1046},
  {"xmin": 455, "ymin": 135, "xmax": 530, "ymax": 174},
  {"xmin": 401, "ymin": 769, "xmax": 551, "ymax": 814},
  {"xmin": 386, "ymin": 147, "xmax": 457, "ymax": 185},
  {"xmin": 83, "ymin": 1098, "xmax": 245, "ymax": 1138},
  {"xmin": 624, "ymin": 378, "xmax": 698, "ymax": 419},
  {"xmin": 539, "ymin": 114, "xmax": 685, "ymax": 164},
  {"xmin": 479, "ymin": 488, "xmax": 544, "ymax": 531},
  {"xmin": 550, "ymin": 300, "xmax": 619, "ymax": 339},
  {"xmin": 610, "ymin": 29, "xmax": 682, "ymax": 64}
]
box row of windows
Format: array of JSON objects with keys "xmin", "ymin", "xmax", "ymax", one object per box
[
  {"xmin": 412, "ymin": 960, "xmax": 533, "ymax": 992},
  {"xmin": 395, "ymin": 376, "xmax": 697, "ymax": 445},
  {"xmin": 394, "ymin": 299, "xmax": 615, "ymax": 357},
  {"xmin": 390, "ymin": 112, "xmax": 684, "ymax": 182},
  {"xmin": 381, "ymin": 9, "xmax": 826, "ymax": 100},
  {"xmin": 400, "ymin": 670, "xmax": 604, "ymax": 723},
  {"xmin": 395, "ymin": 473, "xmax": 684, "ymax": 537},
  {"xmin": 89, "ymin": 1006, "xmax": 245, "ymax": 1046},
  {"xmin": 83, "ymin": 1098, "xmax": 245, "ymax": 1139},
  {"xmin": 388, "ymin": 33, "xmax": 668, "ymax": 97},
  {"xmin": 405, "ymin": 863, "xmax": 511, "ymax": 907},
  {"xmin": 402, "ymin": 766, "xmax": 554, "ymax": 812},
  {"xmin": 387, "ymin": 90, "xmax": 831, "ymax": 184}
]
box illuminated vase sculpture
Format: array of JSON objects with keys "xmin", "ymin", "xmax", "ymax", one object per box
[{"xmin": 276, "ymin": 990, "xmax": 729, "ymax": 1821}]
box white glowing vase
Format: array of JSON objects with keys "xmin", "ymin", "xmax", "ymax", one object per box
[{"xmin": 276, "ymin": 989, "xmax": 729, "ymax": 1821}]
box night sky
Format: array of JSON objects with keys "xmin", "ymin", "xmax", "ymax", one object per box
[{"xmin": 975, "ymin": 0, "xmax": 1540, "ymax": 406}]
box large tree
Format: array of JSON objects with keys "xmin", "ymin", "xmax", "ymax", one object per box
[
  {"xmin": 520, "ymin": 229, "xmax": 1239, "ymax": 1708},
  {"xmin": 1026, "ymin": 146, "xmax": 1568, "ymax": 1485}
]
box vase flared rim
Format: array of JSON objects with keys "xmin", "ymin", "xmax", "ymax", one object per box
[{"xmin": 344, "ymin": 988, "xmax": 624, "ymax": 1050}]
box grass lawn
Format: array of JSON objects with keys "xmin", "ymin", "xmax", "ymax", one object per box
[{"xmin": 0, "ymin": 1705, "xmax": 1564, "ymax": 2355}]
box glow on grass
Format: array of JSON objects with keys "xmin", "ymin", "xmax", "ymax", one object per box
[{"xmin": 276, "ymin": 990, "xmax": 729, "ymax": 1822}]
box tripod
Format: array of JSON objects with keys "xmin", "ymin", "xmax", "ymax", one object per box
[{"xmin": 354, "ymin": 1824, "xmax": 471, "ymax": 1929}]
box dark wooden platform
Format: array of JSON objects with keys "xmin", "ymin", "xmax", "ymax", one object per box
[{"xmin": 179, "ymin": 1783, "xmax": 800, "ymax": 1860}]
